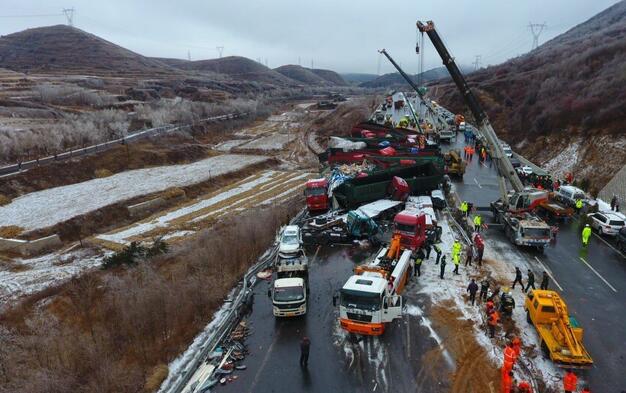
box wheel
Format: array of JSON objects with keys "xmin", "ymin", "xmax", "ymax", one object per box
[
  {"xmin": 541, "ymin": 340, "xmax": 550, "ymax": 359},
  {"xmin": 526, "ymin": 310, "xmax": 532, "ymax": 325}
]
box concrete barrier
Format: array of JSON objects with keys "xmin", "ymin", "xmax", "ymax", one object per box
[{"xmin": 0, "ymin": 234, "xmax": 63, "ymax": 256}]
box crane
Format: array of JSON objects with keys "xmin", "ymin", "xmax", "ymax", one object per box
[{"xmin": 378, "ymin": 49, "xmax": 446, "ymax": 134}]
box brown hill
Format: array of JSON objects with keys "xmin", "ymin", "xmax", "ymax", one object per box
[
  {"xmin": 431, "ymin": 1, "xmax": 626, "ymax": 193},
  {"xmin": 274, "ymin": 64, "xmax": 330, "ymax": 86},
  {"xmin": 178, "ymin": 56, "xmax": 297, "ymax": 86},
  {"xmin": 311, "ymin": 68, "xmax": 348, "ymax": 86},
  {"xmin": 0, "ymin": 25, "xmax": 174, "ymax": 75}
]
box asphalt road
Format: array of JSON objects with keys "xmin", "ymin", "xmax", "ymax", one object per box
[{"xmin": 444, "ymin": 133, "xmax": 626, "ymax": 392}]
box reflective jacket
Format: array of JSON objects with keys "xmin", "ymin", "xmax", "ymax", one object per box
[
  {"xmin": 474, "ymin": 215, "xmax": 482, "ymax": 226},
  {"xmin": 563, "ymin": 372, "xmax": 578, "ymax": 391},
  {"xmin": 488, "ymin": 311, "xmax": 500, "ymax": 326},
  {"xmin": 504, "ymin": 345, "xmax": 517, "ymax": 366}
]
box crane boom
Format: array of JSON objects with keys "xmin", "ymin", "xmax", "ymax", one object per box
[{"xmin": 416, "ymin": 21, "xmax": 524, "ymax": 195}]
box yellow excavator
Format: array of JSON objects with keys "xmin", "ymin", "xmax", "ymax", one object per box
[{"xmin": 524, "ymin": 290, "xmax": 593, "ymax": 368}]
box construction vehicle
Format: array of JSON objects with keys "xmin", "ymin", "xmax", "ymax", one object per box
[
  {"xmin": 270, "ymin": 247, "xmax": 308, "ymax": 317},
  {"xmin": 524, "ymin": 290, "xmax": 593, "ymax": 368},
  {"xmin": 444, "ymin": 149, "xmax": 465, "ymax": 177},
  {"xmin": 304, "ymin": 178, "xmax": 329, "ymax": 213},
  {"xmin": 416, "ymin": 20, "xmax": 551, "ymax": 249},
  {"xmin": 338, "ymin": 236, "xmax": 412, "ymax": 335}
]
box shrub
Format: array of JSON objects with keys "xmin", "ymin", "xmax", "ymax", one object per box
[
  {"xmin": 162, "ymin": 187, "xmax": 186, "ymax": 200},
  {"xmin": 0, "ymin": 225, "xmax": 22, "ymax": 238},
  {"xmin": 94, "ymin": 169, "xmax": 113, "ymax": 178},
  {"xmin": 0, "ymin": 194, "xmax": 11, "ymax": 206},
  {"xmin": 101, "ymin": 239, "xmax": 169, "ymax": 269}
]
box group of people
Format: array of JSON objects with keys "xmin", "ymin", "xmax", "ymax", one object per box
[{"xmin": 512, "ymin": 266, "xmax": 550, "ymax": 292}]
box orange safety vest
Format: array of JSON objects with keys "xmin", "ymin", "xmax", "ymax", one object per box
[
  {"xmin": 563, "ymin": 372, "xmax": 578, "ymax": 391},
  {"xmin": 501, "ymin": 372, "xmax": 512, "ymax": 393},
  {"xmin": 518, "ymin": 381, "xmax": 532, "ymax": 393},
  {"xmin": 486, "ymin": 300, "xmax": 495, "ymax": 314},
  {"xmin": 503, "ymin": 345, "xmax": 517, "ymax": 366},
  {"xmin": 488, "ymin": 311, "xmax": 500, "ymax": 326}
]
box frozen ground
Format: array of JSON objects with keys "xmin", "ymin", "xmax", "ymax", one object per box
[
  {"xmin": 236, "ymin": 133, "xmax": 296, "ymax": 151},
  {"xmin": 0, "ymin": 248, "xmax": 106, "ymax": 306},
  {"xmin": 0, "ymin": 154, "xmax": 269, "ymax": 231}
]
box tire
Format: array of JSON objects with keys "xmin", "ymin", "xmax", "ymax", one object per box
[
  {"xmin": 541, "ymin": 340, "xmax": 550, "ymax": 359},
  {"xmin": 526, "ymin": 310, "xmax": 532, "ymax": 325}
]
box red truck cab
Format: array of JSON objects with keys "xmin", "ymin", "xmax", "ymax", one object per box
[
  {"xmin": 305, "ymin": 178, "xmax": 329, "ymax": 212},
  {"xmin": 393, "ymin": 210, "xmax": 427, "ymax": 251}
]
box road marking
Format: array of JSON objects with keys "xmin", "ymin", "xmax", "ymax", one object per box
[
  {"xmin": 473, "ymin": 178, "xmax": 482, "ymax": 189},
  {"xmin": 592, "ymin": 232, "xmax": 626, "ymax": 259},
  {"xmin": 579, "ymin": 257, "xmax": 618, "ymax": 293},
  {"xmin": 534, "ymin": 256, "xmax": 564, "ymax": 291},
  {"xmin": 480, "ymin": 161, "xmax": 488, "ymax": 168},
  {"xmin": 311, "ymin": 245, "xmax": 321, "ymax": 264}
]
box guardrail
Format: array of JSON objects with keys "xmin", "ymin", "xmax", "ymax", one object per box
[
  {"xmin": 160, "ymin": 208, "xmax": 307, "ymax": 393},
  {"xmin": 0, "ymin": 113, "xmax": 247, "ymax": 178}
]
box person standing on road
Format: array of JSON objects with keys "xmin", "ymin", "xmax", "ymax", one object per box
[
  {"xmin": 575, "ymin": 198, "xmax": 583, "ymax": 214},
  {"xmin": 439, "ymin": 255, "xmax": 447, "ymax": 279},
  {"xmin": 524, "ymin": 270, "xmax": 535, "ymax": 292},
  {"xmin": 480, "ymin": 279, "xmax": 490, "ymax": 302},
  {"xmin": 512, "ymin": 267, "xmax": 524, "ymax": 290},
  {"xmin": 474, "ymin": 214, "xmax": 482, "ymax": 233},
  {"xmin": 424, "ymin": 241, "xmax": 432, "ymax": 259},
  {"xmin": 452, "ymin": 252, "xmax": 460, "ymax": 275},
  {"xmin": 610, "ymin": 195, "xmax": 618, "ymax": 211},
  {"xmin": 434, "ymin": 243, "xmax": 442, "ymax": 264},
  {"xmin": 414, "ymin": 248, "xmax": 425, "ymax": 277},
  {"xmin": 582, "ymin": 224, "xmax": 592, "ymax": 247},
  {"xmin": 540, "ymin": 271, "xmax": 549, "ymax": 290},
  {"xmin": 563, "ymin": 369, "xmax": 577, "ymax": 393},
  {"xmin": 488, "ymin": 309, "xmax": 500, "ymax": 338},
  {"xmin": 467, "ymin": 279, "xmax": 479, "ymax": 305},
  {"xmin": 300, "ymin": 336, "xmax": 310, "ymax": 367},
  {"xmin": 465, "ymin": 243, "xmax": 474, "ymax": 266}
]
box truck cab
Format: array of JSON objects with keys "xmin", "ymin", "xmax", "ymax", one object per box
[
  {"xmin": 304, "ymin": 179, "xmax": 329, "ymax": 212},
  {"xmin": 271, "ymin": 277, "xmax": 307, "ymax": 317},
  {"xmin": 393, "ymin": 210, "xmax": 427, "ymax": 251}
]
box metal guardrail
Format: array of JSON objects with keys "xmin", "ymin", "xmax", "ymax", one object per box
[
  {"xmin": 160, "ymin": 208, "xmax": 307, "ymax": 393},
  {"xmin": 0, "ymin": 113, "xmax": 246, "ymax": 177}
]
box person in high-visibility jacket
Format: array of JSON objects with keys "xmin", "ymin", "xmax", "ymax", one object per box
[
  {"xmin": 563, "ymin": 369, "xmax": 578, "ymax": 393},
  {"xmin": 575, "ymin": 198, "xmax": 583, "ymax": 213},
  {"xmin": 460, "ymin": 201, "xmax": 468, "ymax": 217},
  {"xmin": 488, "ymin": 310, "xmax": 500, "ymax": 338},
  {"xmin": 500, "ymin": 369, "xmax": 514, "ymax": 393},
  {"xmin": 474, "ymin": 214, "xmax": 482, "ymax": 232},
  {"xmin": 503, "ymin": 342, "xmax": 517, "ymax": 372},
  {"xmin": 581, "ymin": 224, "xmax": 592, "ymax": 247}
]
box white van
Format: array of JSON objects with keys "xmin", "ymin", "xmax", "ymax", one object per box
[{"xmin": 554, "ymin": 185, "xmax": 586, "ymax": 207}]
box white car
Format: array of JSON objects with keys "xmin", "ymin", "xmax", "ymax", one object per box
[
  {"xmin": 516, "ymin": 166, "xmax": 533, "ymax": 176},
  {"xmin": 587, "ymin": 212, "xmax": 625, "ymax": 236},
  {"xmin": 278, "ymin": 225, "xmax": 302, "ymax": 256}
]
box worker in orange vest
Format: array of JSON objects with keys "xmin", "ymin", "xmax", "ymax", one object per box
[
  {"xmin": 500, "ymin": 370, "xmax": 514, "ymax": 393},
  {"xmin": 563, "ymin": 369, "xmax": 578, "ymax": 393},
  {"xmin": 485, "ymin": 299, "xmax": 495, "ymax": 315},
  {"xmin": 517, "ymin": 381, "xmax": 532, "ymax": 393},
  {"xmin": 488, "ymin": 310, "xmax": 500, "ymax": 338},
  {"xmin": 511, "ymin": 336, "xmax": 522, "ymax": 358},
  {"xmin": 503, "ymin": 342, "xmax": 517, "ymax": 371}
]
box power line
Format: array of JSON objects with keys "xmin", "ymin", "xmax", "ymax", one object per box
[
  {"xmin": 62, "ymin": 7, "xmax": 75, "ymax": 27},
  {"xmin": 528, "ymin": 22, "xmax": 547, "ymax": 50}
]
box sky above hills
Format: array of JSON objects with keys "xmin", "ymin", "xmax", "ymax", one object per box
[{"xmin": 1, "ymin": 0, "xmax": 621, "ymax": 74}]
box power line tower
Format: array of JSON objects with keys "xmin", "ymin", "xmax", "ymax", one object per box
[
  {"xmin": 473, "ymin": 55, "xmax": 482, "ymax": 71},
  {"xmin": 216, "ymin": 46, "xmax": 224, "ymax": 58},
  {"xmin": 528, "ymin": 22, "xmax": 547, "ymax": 50},
  {"xmin": 62, "ymin": 7, "xmax": 74, "ymax": 26}
]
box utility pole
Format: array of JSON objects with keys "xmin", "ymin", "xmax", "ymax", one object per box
[
  {"xmin": 473, "ymin": 55, "xmax": 482, "ymax": 71},
  {"xmin": 528, "ymin": 22, "xmax": 547, "ymax": 50},
  {"xmin": 216, "ymin": 46, "xmax": 224, "ymax": 58},
  {"xmin": 62, "ymin": 7, "xmax": 74, "ymax": 26}
]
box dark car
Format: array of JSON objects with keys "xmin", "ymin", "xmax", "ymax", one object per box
[
  {"xmin": 617, "ymin": 227, "xmax": 626, "ymax": 252},
  {"xmin": 509, "ymin": 157, "xmax": 521, "ymax": 168}
]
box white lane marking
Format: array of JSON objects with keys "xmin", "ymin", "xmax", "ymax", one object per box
[
  {"xmin": 480, "ymin": 161, "xmax": 488, "ymax": 168},
  {"xmin": 592, "ymin": 232, "xmax": 626, "ymax": 259},
  {"xmin": 473, "ymin": 178, "xmax": 482, "ymax": 189},
  {"xmin": 579, "ymin": 257, "xmax": 618, "ymax": 293},
  {"xmin": 534, "ymin": 256, "xmax": 564, "ymax": 291}
]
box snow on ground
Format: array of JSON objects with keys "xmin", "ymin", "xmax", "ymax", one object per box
[
  {"xmin": 213, "ymin": 139, "xmax": 250, "ymax": 152},
  {"xmin": 236, "ymin": 133, "xmax": 296, "ymax": 151},
  {"xmin": 0, "ymin": 248, "xmax": 106, "ymax": 306},
  {"xmin": 0, "ymin": 154, "xmax": 269, "ymax": 231},
  {"xmin": 542, "ymin": 139, "xmax": 581, "ymax": 178}
]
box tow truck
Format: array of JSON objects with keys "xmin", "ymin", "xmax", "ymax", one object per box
[
  {"xmin": 338, "ymin": 235, "xmax": 412, "ymax": 335},
  {"xmin": 416, "ymin": 20, "xmax": 551, "ymax": 249}
]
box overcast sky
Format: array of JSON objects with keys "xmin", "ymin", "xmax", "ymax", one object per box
[{"xmin": 1, "ymin": 0, "xmax": 621, "ymax": 74}]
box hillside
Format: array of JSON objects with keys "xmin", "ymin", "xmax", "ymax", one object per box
[
  {"xmin": 360, "ymin": 66, "xmax": 472, "ymax": 88},
  {"xmin": 311, "ymin": 68, "xmax": 348, "ymax": 86},
  {"xmin": 0, "ymin": 25, "xmax": 174, "ymax": 75},
  {"xmin": 430, "ymin": 0, "xmax": 626, "ymax": 192},
  {"xmin": 177, "ymin": 56, "xmax": 297, "ymax": 86},
  {"xmin": 341, "ymin": 73, "xmax": 379, "ymax": 84},
  {"xmin": 274, "ymin": 64, "xmax": 330, "ymax": 86}
]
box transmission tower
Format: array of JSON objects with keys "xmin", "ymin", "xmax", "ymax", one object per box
[
  {"xmin": 216, "ymin": 46, "xmax": 224, "ymax": 58},
  {"xmin": 62, "ymin": 7, "xmax": 74, "ymax": 26},
  {"xmin": 528, "ymin": 22, "xmax": 547, "ymax": 50},
  {"xmin": 473, "ymin": 55, "xmax": 482, "ymax": 71}
]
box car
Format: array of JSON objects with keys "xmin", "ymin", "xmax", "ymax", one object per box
[
  {"xmin": 430, "ymin": 189, "xmax": 447, "ymax": 210},
  {"xmin": 509, "ymin": 157, "xmax": 522, "ymax": 168},
  {"xmin": 501, "ymin": 145, "xmax": 513, "ymax": 158},
  {"xmin": 617, "ymin": 227, "xmax": 626, "ymax": 252},
  {"xmin": 554, "ymin": 185, "xmax": 586, "ymax": 207},
  {"xmin": 516, "ymin": 165, "xmax": 533, "ymax": 176},
  {"xmin": 587, "ymin": 212, "xmax": 625, "ymax": 236},
  {"xmin": 278, "ymin": 225, "xmax": 303, "ymax": 256}
]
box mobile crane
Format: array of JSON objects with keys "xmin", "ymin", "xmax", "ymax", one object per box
[{"xmin": 416, "ymin": 20, "xmax": 551, "ymax": 249}]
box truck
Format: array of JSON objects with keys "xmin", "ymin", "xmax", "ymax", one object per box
[
  {"xmin": 338, "ymin": 239, "xmax": 412, "ymax": 335},
  {"xmin": 304, "ymin": 178, "xmax": 329, "ymax": 213},
  {"xmin": 416, "ymin": 20, "xmax": 552, "ymax": 250},
  {"xmin": 524, "ymin": 290, "xmax": 593, "ymax": 368},
  {"xmin": 270, "ymin": 227, "xmax": 309, "ymax": 317},
  {"xmin": 444, "ymin": 149, "xmax": 465, "ymax": 177}
]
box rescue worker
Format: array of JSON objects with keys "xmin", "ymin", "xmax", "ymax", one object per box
[
  {"xmin": 460, "ymin": 200, "xmax": 468, "ymax": 217},
  {"xmin": 452, "ymin": 251, "xmax": 460, "ymax": 275},
  {"xmin": 414, "ymin": 248, "xmax": 425, "ymax": 277},
  {"xmin": 500, "ymin": 369, "xmax": 514, "ymax": 393},
  {"xmin": 465, "ymin": 243, "xmax": 474, "ymax": 266},
  {"xmin": 474, "ymin": 214, "xmax": 482, "ymax": 232},
  {"xmin": 540, "ymin": 271, "xmax": 549, "ymax": 290},
  {"xmin": 488, "ymin": 309, "xmax": 500, "ymax": 338},
  {"xmin": 563, "ymin": 369, "xmax": 577, "ymax": 393},
  {"xmin": 300, "ymin": 336, "xmax": 311, "ymax": 367},
  {"xmin": 467, "ymin": 279, "xmax": 479, "ymax": 305},
  {"xmin": 452, "ymin": 240, "xmax": 462, "ymax": 258},
  {"xmin": 439, "ymin": 255, "xmax": 447, "ymax": 279},
  {"xmin": 575, "ymin": 198, "xmax": 583, "ymax": 214},
  {"xmin": 511, "ymin": 336, "xmax": 522, "ymax": 359},
  {"xmin": 503, "ymin": 342, "xmax": 517, "ymax": 372},
  {"xmin": 524, "ymin": 270, "xmax": 535, "ymax": 292},
  {"xmin": 485, "ymin": 299, "xmax": 495, "ymax": 315},
  {"xmin": 512, "ymin": 267, "xmax": 524, "ymax": 290},
  {"xmin": 475, "ymin": 234, "xmax": 485, "ymax": 266},
  {"xmin": 517, "ymin": 381, "xmax": 533, "ymax": 393},
  {"xmin": 479, "ymin": 279, "xmax": 490, "ymax": 302},
  {"xmin": 424, "ymin": 241, "xmax": 432, "ymax": 259},
  {"xmin": 582, "ymin": 224, "xmax": 592, "ymax": 247},
  {"xmin": 434, "ymin": 243, "xmax": 442, "ymax": 264}
]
